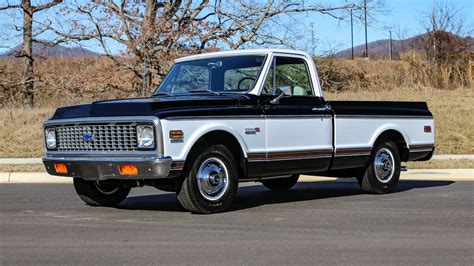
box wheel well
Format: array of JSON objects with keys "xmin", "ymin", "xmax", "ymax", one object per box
[
  {"xmin": 186, "ymin": 131, "xmax": 245, "ymax": 176},
  {"xmin": 375, "ymin": 130, "xmax": 409, "ymax": 162}
]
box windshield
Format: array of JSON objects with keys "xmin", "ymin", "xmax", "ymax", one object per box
[{"xmin": 153, "ymin": 55, "xmax": 266, "ymax": 95}]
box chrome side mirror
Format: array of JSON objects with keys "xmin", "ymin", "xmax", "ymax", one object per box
[{"xmin": 270, "ymin": 86, "xmax": 292, "ymax": 104}]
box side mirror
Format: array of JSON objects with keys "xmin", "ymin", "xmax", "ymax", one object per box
[{"xmin": 270, "ymin": 86, "xmax": 292, "ymax": 104}]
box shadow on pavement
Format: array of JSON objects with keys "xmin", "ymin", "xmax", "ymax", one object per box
[{"xmin": 118, "ymin": 180, "xmax": 454, "ymax": 213}]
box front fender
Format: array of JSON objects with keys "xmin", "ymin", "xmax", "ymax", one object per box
[{"xmin": 163, "ymin": 121, "xmax": 250, "ymax": 161}]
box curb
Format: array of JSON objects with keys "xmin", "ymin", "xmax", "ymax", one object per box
[
  {"xmin": 0, "ymin": 172, "xmax": 71, "ymax": 183},
  {"xmin": 0, "ymin": 169, "xmax": 472, "ymax": 184}
]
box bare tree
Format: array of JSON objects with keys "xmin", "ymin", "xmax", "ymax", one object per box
[
  {"xmin": 50, "ymin": 0, "xmax": 368, "ymax": 95},
  {"xmin": 416, "ymin": 1, "xmax": 472, "ymax": 62},
  {"xmin": 0, "ymin": 0, "xmax": 63, "ymax": 107}
]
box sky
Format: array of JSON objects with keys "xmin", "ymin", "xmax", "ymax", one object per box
[{"xmin": 0, "ymin": 0, "xmax": 473, "ymax": 55}]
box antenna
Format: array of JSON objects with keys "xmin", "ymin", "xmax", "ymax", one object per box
[
  {"xmin": 350, "ymin": 8, "xmax": 354, "ymax": 60},
  {"xmin": 364, "ymin": 0, "xmax": 368, "ymax": 59},
  {"xmin": 310, "ymin": 22, "xmax": 315, "ymax": 57},
  {"xmin": 389, "ymin": 30, "xmax": 393, "ymax": 60}
]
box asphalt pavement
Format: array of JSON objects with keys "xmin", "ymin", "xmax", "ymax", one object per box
[{"xmin": 1, "ymin": 180, "xmax": 473, "ymax": 265}]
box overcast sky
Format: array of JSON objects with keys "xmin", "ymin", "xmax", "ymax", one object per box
[{"xmin": 0, "ymin": 0, "xmax": 472, "ymax": 55}]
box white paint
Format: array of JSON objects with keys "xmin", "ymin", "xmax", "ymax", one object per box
[
  {"xmin": 161, "ymin": 118, "xmax": 266, "ymax": 161},
  {"xmin": 334, "ymin": 117, "xmax": 435, "ymax": 150},
  {"xmin": 265, "ymin": 117, "xmax": 332, "ymax": 153}
]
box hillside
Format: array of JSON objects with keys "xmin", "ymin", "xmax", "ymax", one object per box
[
  {"xmin": 0, "ymin": 43, "xmax": 99, "ymax": 58},
  {"xmin": 333, "ymin": 32, "xmax": 474, "ymax": 59}
]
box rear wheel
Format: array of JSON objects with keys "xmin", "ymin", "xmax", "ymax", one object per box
[
  {"xmin": 358, "ymin": 140, "xmax": 401, "ymax": 194},
  {"xmin": 177, "ymin": 145, "xmax": 238, "ymax": 214},
  {"xmin": 262, "ymin": 174, "xmax": 300, "ymax": 191},
  {"xmin": 73, "ymin": 178, "xmax": 131, "ymax": 206}
]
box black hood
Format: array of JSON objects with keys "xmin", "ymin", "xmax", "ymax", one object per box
[{"xmin": 51, "ymin": 94, "xmax": 258, "ymax": 120}]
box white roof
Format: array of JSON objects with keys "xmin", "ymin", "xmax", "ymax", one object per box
[{"xmin": 175, "ymin": 48, "xmax": 311, "ymax": 63}]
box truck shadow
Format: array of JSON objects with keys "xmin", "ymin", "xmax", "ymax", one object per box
[{"xmin": 118, "ymin": 180, "xmax": 454, "ymax": 212}]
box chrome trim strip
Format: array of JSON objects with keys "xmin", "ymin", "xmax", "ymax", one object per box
[
  {"xmin": 335, "ymin": 147, "xmax": 372, "ymax": 156},
  {"xmin": 43, "ymin": 116, "xmax": 159, "ymax": 125},
  {"xmin": 336, "ymin": 115, "xmax": 433, "ymax": 119},
  {"xmin": 164, "ymin": 115, "xmax": 332, "ymax": 120},
  {"xmin": 247, "ymin": 154, "xmax": 332, "ymax": 163},
  {"xmin": 43, "ymin": 156, "xmax": 171, "ymax": 163},
  {"xmin": 247, "ymin": 149, "xmax": 334, "ymax": 162},
  {"xmin": 409, "ymin": 149, "xmax": 434, "ymax": 153},
  {"xmin": 266, "ymin": 115, "xmax": 332, "ymax": 119},
  {"xmin": 164, "ymin": 115, "xmax": 264, "ymax": 120},
  {"xmin": 44, "ymin": 151, "xmax": 160, "ymax": 157},
  {"xmin": 334, "ymin": 153, "xmax": 371, "ymax": 157}
]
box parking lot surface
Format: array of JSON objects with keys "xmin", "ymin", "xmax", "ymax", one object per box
[{"xmin": 1, "ymin": 180, "xmax": 473, "ymax": 264}]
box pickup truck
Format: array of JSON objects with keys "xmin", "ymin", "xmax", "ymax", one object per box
[{"xmin": 43, "ymin": 49, "xmax": 435, "ymax": 213}]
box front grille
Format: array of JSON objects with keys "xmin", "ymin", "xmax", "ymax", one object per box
[{"xmin": 56, "ymin": 124, "xmax": 139, "ymax": 151}]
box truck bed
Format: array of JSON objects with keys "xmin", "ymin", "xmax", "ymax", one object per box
[{"xmin": 329, "ymin": 101, "xmax": 432, "ymax": 118}]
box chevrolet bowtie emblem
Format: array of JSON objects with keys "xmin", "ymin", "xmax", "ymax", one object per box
[{"xmin": 82, "ymin": 133, "xmax": 94, "ymax": 142}]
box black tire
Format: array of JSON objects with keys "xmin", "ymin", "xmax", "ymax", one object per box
[
  {"xmin": 262, "ymin": 174, "xmax": 299, "ymax": 191},
  {"xmin": 177, "ymin": 145, "xmax": 238, "ymax": 214},
  {"xmin": 358, "ymin": 139, "xmax": 401, "ymax": 194},
  {"xmin": 73, "ymin": 178, "xmax": 131, "ymax": 207}
]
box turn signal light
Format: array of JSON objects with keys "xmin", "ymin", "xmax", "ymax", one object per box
[
  {"xmin": 54, "ymin": 163, "xmax": 68, "ymax": 174},
  {"xmin": 424, "ymin": 126, "xmax": 432, "ymax": 133},
  {"xmin": 119, "ymin": 165, "xmax": 139, "ymax": 175},
  {"xmin": 170, "ymin": 130, "xmax": 184, "ymax": 139}
]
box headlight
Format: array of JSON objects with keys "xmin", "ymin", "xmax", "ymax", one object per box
[
  {"xmin": 137, "ymin": 125, "xmax": 155, "ymax": 149},
  {"xmin": 45, "ymin": 128, "xmax": 56, "ymax": 149}
]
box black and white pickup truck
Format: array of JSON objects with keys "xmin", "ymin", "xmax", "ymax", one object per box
[{"xmin": 43, "ymin": 49, "xmax": 435, "ymax": 213}]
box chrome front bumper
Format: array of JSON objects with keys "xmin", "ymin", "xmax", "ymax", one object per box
[{"xmin": 43, "ymin": 156, "xmax": 173, "ymax": 181}]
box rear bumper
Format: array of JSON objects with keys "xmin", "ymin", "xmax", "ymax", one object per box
[
  {"xmin": 408, "ymin": 146, "xmax": 435, "ymax": 161},
  {"xmin": 43, "ymin": 156, "xmax": 173, "ymax": 181}
]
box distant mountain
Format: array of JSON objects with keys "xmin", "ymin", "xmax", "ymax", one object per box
[
  {"xmin": 0, "ymin": 43, "xmax": 99, "ymax": 58},
  {"xmin": 333, "ymin": 32, "xmax": 474, "ymax": 59}
]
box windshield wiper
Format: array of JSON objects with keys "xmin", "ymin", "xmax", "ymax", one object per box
[
  {"xmin": 188, "ymin": 89, "xmax": 220, "ymax": 95},
  {"xmin": 153, "ymin": 92, "xmax": 173, "ymax": 96}
]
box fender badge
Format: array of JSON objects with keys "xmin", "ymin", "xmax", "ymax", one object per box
[{"xmin": 245, "ymin": 127, "xmax": 260, "ymax": 135}]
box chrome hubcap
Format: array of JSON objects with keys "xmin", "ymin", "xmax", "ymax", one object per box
[
  {"xmin": 196, "ymin": 157, "xmax": 229, "ymax": 201},
  {"xmin": 374, "ymin": 148, "xmax": 395, "ymax": 183}
]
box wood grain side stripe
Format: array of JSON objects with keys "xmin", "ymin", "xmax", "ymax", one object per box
[
  {"xmin": 247, "ymin": 149, "xmax": 333, "ymax": 162},
  {"xmin": 335, "ymin": 147, "xmax": 372, "ymax": 156}
]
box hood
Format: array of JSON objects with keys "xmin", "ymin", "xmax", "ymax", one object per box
[{"xmin": 51, "ymin": 94, "xmax": 253, "ymax": 120}]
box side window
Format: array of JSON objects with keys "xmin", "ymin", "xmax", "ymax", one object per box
[{"xmin": 262, "ymin": 57, "xmax": 314, "ymax": 96}]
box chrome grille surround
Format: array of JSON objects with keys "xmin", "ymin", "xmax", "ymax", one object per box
[{"xmin": 56, "ymin": 123, "xmax": 140, "ymax": 152}]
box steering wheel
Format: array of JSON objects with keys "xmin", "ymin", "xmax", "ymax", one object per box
[{"xmin": 237, "ymin": 77, "xmax": 256, "ymax": 91}]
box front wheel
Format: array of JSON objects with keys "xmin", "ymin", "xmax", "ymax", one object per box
[
  {"xmin": 177, "ymin": 145, "xmax": 238, "ymax": 214},
  {"xmin": 262, "ymin": 174, "xmax": 299, "ymax": 191},
  {"xmin": 358, "ymin": 140, "xmax": 401, "ymax": 194},
  {"xmin": 73, "ymin": 178, "xmax": 131, "ymax": 206}
]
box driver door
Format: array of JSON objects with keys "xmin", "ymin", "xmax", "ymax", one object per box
[{"xmin": 260, "ymin": 55, "xmax": 333, "ymax": 175}]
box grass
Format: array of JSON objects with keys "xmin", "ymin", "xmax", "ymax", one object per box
[
  {"xmin": 0, "ymin": 107, "xmax": 54, "ymax": 157},
  {"xmin": 0, "ymin": 86, "xmax": 472, "ymax": 158},
  {"xmin": 0, "ymin": 164, "xmax": 45, "ymax": 172}
]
